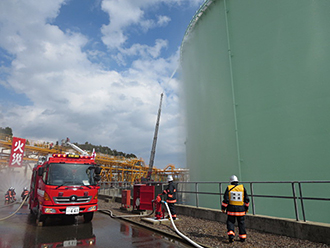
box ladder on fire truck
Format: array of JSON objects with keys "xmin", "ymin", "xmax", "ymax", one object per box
[{"xmin": 63, "ymin": 138, "xmax": 89, "ymax": 156}]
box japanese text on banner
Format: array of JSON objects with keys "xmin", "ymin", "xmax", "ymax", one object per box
[{"xmin": 9, "ymin": 137, "xmax": 26, "ymax": 167}]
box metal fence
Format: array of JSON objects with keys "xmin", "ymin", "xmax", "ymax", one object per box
[
  {"xmin": 175, "ymin": 180, "xmax": 330, "ymax": 222},
  {"xmin": 99, "ymin": 180, "xmax": 330, "ymax": 222}
]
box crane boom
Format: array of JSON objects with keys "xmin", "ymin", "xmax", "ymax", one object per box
[
  {"xmin": 146, "ymin": 93, "xmax": 163, "ymax": 181},
  {"xmin": 64, "ymin": 138, "xmax": 89, "ymax": 156}
]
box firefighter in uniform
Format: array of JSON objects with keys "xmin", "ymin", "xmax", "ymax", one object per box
[
  {"xmin": 162, "ymin": 175, "xmax": 177, "ymax": 220},
  {"xmin": 11, "ymin": 187, "xmax": 17, "ymax": 202},
  {"xmin": 222, "ymin": 175, "xmax": 250, "ymax": 243},
  {"xmin": 5, "ymin": 187, "xmax": 16, "ymax": 203},
  {"xmin": 5, "ymin": 188, "xmax": 10, "ymax": 203},
  {"xmin": 21, "ymin": 187, "xmax": 29, "ymax": 201}
]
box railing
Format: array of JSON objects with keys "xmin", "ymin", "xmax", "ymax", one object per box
[
  {"xmin": 175, "ymin": 181, "xmax": 330, "ymax": 222},
  {"xmin": 98, "ymin": 180, "xmax": 330, "ymax": 222}
]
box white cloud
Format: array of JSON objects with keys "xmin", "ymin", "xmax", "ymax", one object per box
[
  {"xmin": 0, "ymin": 0, "xmax": 189, "ymax": 168},
  {"xmin": 0, "ymin": 0, "xmax": 66, "ymax": 53},
  {"xmin": 117, "ymin": 39, "xmax": 168, "ymax": 59},
  {"xmin": 100, "ymin": 0, "xmax": 201, "ymax": 50},
  {"xmin": 100, "ymin": 0, "xmax": 144, "ymax": 49},
  {"xmin": 157, "ymin": 15, "xmax": 171, "ymax": 27}
]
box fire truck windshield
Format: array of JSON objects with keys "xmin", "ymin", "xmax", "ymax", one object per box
[{"xmin": 46, "ymin": 163, "xmax": 96, "ymax": 186}]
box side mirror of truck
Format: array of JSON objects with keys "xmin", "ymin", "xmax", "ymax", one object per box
[
  {"xmin": 94, "ymin": 175, "xmax": 101, "ymax": 182},
  {"xmin": 94, "ymin": 166, "xmax": 102, "ymax": 182},
  {"xmin": 94, "ymin": 166, "xmax": 102, "ymax": 175},
  {"xmin": 38, "ymin": 167, "xmax": 44, "ymax": 176}
]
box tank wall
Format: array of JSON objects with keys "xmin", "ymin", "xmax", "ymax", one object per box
[
  {"xmin": 181, "ymin": 0, "xmax": 330, "ymax": 223},
  {"xmin": 182, "ymin": 0, "xmax": 240, "ymax": 182},
  {"xmin": 229, "ymin": 0, "xmax": 330, "ymax": 181}
]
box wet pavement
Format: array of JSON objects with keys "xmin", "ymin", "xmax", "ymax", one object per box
[{"xmin": 0, "ymin": 203, "xmax": 190, "ymax": 248}]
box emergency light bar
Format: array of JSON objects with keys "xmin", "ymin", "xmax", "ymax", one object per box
[{"xmin": 52, "ymin": 154, "xmax": 92, "ymax": 159}]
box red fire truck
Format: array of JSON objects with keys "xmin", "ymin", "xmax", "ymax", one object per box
[{"xmin": 29, "ymin": 154, "xmax": 101, "ymax": 226}]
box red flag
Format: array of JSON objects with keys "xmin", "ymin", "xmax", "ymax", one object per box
[{"xmin": 9, "ymin": 137, "xmax": 26, "ymax": 167}]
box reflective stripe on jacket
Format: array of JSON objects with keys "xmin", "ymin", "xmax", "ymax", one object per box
[{"xmin": 21, "ymin": 190, "xmax": 29, "ymax": 197}]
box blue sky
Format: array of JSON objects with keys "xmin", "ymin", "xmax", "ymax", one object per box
[{"xmin": 0, "ymin": 0, "xmax": 204, "ymax": 169}]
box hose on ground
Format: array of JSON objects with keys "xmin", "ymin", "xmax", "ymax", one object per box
[
  {"xmin": 98, "ymin": 200, "xmax": 203, "ymax": 247},
  {"xmin": 0, "ymin": 201, "xmax": 17, "ymax": 209},
  {"xmin": 98, "ymin": 207, "xmax": 154, "ymax": 219},
  {"xmin": 0, "ymin": 197, "xmax": 29, "ymax": 221},
  {"xmin": 162, "ymin": 201, "xmax": 204, "ymax": 248}
]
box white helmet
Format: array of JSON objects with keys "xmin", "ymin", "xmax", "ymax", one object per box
[
  {"xmin": 229, "ymin": 175, "xmax": 238, "ymax": 183},
  {"xmin": 167, "ymin": 175, "xmax": 173, "ymax": 182}
]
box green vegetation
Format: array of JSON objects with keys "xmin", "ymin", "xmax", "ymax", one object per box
[{"xmin": 0, "ymin": 127, "xmax": 13, "ymax": 136}]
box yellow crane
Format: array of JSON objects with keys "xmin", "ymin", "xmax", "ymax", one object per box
[{"xmin": 0, "ymin": 134, "xmax": 188, "ymax": 184}]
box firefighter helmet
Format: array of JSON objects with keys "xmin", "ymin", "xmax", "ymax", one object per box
[
  {"xmin": 167, "ymin": 175, "xmax": 173, "ymax": 182},
  {"xmin": 24, "ymin": 187, "xmax": 28, "ymax": 190},
  {"xmin": 229, "ymin": 175, "xmax": 238, "ymax": 183}
]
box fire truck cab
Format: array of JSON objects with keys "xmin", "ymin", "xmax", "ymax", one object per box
[{"xmin": 29, "ymin": 154, "xmax": 101, "ymax": 226}]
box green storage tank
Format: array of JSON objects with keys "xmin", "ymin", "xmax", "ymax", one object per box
[{"xmin": 180, "ymin": 0, "xmax": 330, "ymax": 223}]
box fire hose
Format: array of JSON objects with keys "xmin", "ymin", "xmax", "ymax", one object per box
[
  {"xmin": 162, "ymin": 200, "xmax": 204, "ymax": 248},
  {"xmin": 99, "ymin": 196, "xmax": 204, "ymax": 248},
  {"xmin": 98, "ymin": 207, "xmax": 154, "ymax": 219},
  {"xmin": 0, "ymin": 196, "xmax": 29, "ymax": 221}
]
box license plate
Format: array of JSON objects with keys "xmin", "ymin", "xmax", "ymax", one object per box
[
  {"xmin": 65, "ymin": 206, "xmax": 79, "ymax": 215},
  {"xmin": 63, "ymin": 239, "xmax": 77, "ymax": 247}
]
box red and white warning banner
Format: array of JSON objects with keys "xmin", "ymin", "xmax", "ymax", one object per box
[{"xmin": 9, "ymin": 137, "xmax": 26, "ymax": 167}]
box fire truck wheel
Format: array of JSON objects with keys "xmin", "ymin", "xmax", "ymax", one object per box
[
  {"xmin": 36, "ymin": 205, "xmax": 46, "ymax": 226},
  {"xmin": 36, "ymin": 213, "xmax": 46, "ymax": 227},
  {"xmin": 83, "ymin": 212, "xmax": 94, "ymax": 223},
  {"xmin": 36, "ymin": 214, "xmax": 44, "ymax": 226}
]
